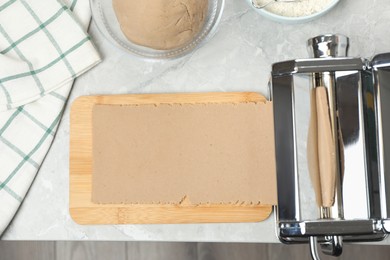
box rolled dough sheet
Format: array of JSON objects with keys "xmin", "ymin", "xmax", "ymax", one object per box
[{"xmin": 91, "ymin": 101, "xmax": 277, "ymax": 205}]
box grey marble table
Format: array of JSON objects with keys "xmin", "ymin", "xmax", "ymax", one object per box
[{"xmin": 3, "ymin": 0, "xmax": 390, "ymax": 242}]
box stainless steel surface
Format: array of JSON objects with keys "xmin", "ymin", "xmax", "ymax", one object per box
[
  {"xmin": 307, "ymin": 35, "xmax": 347, "ymax": 220},
  {"xmin": 272, "ymin": 74, "xmax": 300, "ymax": 221},
  {"xmin": 382, "ymin": 220, "xmax": 390, "ymax": 233},
  {"xmin": 371, "ymin": 54, "xmax": 390, "ymax": 220},
  {"xmin": 251, "ymin": 0, "xmax": 301, "ymax": 9},
  {"xmin": 307, "ymin": 35, "xmax": 345, "ymax": 257},
  {"xmin": 279, "ymin": 220, "xmax": 380, "ymax": 237},
  {"xmin": 293, "ymin": 74, "xmax": 320, "ymax": 221},
  {"xmin": 307, "ymin": 34, "xmax": 349, "ymax": 59},
  {"xmin": 272, "ymin": 34, "xmax": 390, "ymax": 259},
  {"xmin": 335, "ymin": 71, "xmax": 370, "ymax": 220},
  {"xmin": 309, "ymin": 237, "xmax": 321, "ymax": 260},
  {"xmin": 272, "ymin": 58, "xmax": 364, "ymax": 76},
  {"xmin": 320, "ymin": 236, "xmax": 342, "ymax": 256}
]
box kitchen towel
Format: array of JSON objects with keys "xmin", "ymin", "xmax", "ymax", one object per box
[{"xmin": 0, "ymin": 0, "xmax": 100, "ymax": 235}]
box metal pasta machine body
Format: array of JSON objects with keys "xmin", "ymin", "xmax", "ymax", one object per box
[{"xmin": 271, "ymin": 34, "xmax": 390, "ymax": 258}]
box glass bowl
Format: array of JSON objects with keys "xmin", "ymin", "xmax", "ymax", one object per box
[
  {"xmin": 247, "ymin": 0, "xmax": 340, "ymax": 24},
  {"xmin": 90, "ymin": 0, "xmax": 225, "ymax": 59}
]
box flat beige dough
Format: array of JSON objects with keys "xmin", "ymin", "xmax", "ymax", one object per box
[
  {"xmin": 91, "ymin": 101, "xmax": 277, "ymax": 205},
  {"xmin": 113, "ymin": 0, "xmax": 208, "ymax": 50},
  {"xmin": 307, "ymin": 87, "xmax": 337, "ymax": 208}
]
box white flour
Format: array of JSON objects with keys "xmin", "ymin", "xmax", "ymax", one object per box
[{"xmin": 253, "ymin": 0, "xmax": 333, "ymax": 17}]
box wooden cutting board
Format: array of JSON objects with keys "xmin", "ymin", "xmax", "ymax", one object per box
[{"xmin": 69, "ymin": 92, "xmax": 273, "ymax": 225}]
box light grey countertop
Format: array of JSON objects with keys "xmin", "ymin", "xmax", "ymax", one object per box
[{"xmin": 3, "ymin": 0, "xmax": 390, "ymax": 242}]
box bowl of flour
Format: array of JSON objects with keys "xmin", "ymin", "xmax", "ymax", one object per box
[{"xmin": 248, "ymin": 0, "xmax": 340, "ymax": 23}]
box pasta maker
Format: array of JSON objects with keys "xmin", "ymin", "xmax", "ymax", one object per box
[{"xmin": 271, "ymin": 34, "xmax": 390, "ymax": 259}]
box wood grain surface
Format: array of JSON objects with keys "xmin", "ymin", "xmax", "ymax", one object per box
[
  {"xmin": 316, "ymin": 87, "xmax": 336, "ymax": 208},
  {"xmin": 69, "ymin": 92, "xmax": 273, "ymax": 224}
]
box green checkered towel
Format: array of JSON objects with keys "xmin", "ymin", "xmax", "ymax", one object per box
[{"xmin": 0, "ymin": 0, "xmax": 100, "ymax": 235}]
